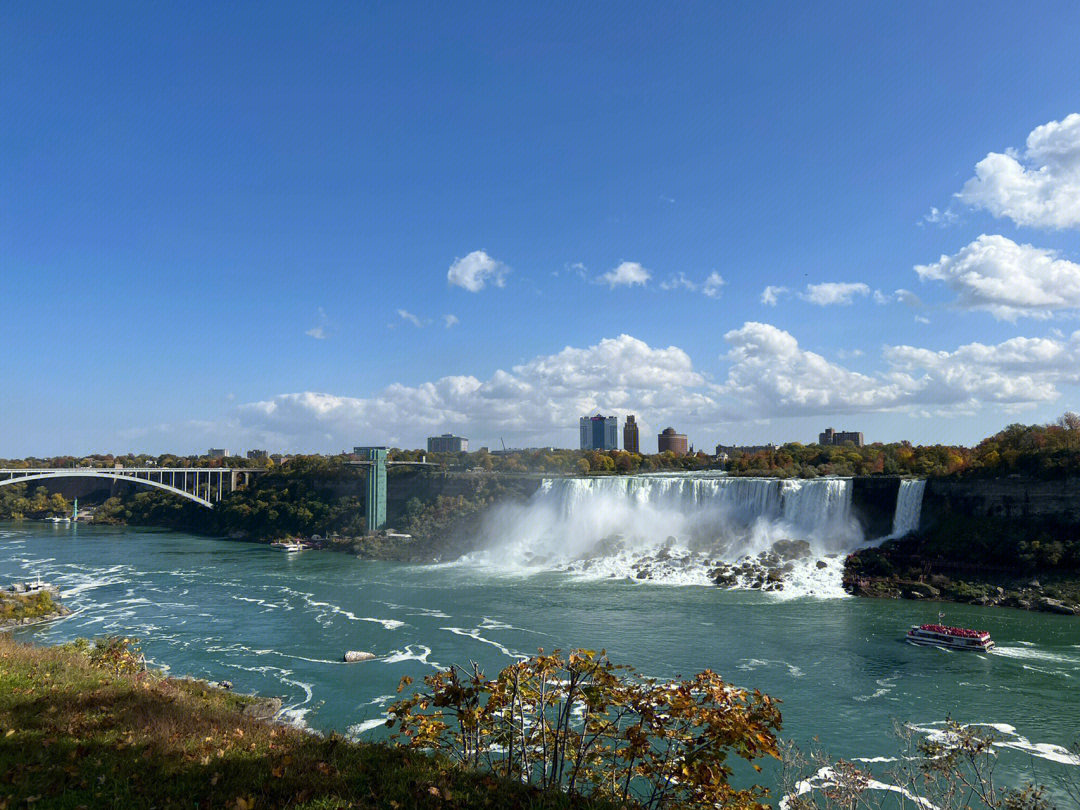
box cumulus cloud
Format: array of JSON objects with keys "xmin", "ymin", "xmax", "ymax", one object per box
[
  {"xmin": 915, "ymin": 234, "xmax": 1080, "ymax": 320},
  {"xmin": 717, "ymin": 322, "xmax": 1080, "ymax": 418},
  {"xmin": 139, "ymin": 324, "xmax": 1080, "ymax": 451},
  {"xmin": 718, "ymin": 322, "xmax": 906, "ymax": 415},
  {"xmin": 760, "ymin": 285, "xmax": 788, "ymax": 306},
  {"xmin": 600, "ymin": 261, "xmax": 651, "ymax": 288},
  {"xmin": 447, "ymin": 250, "xmax": 509, "ymax": 292},
  {"xmin": 443, "ymin": 314, "xmax": 460, "ymax": 328},
  {"xmin": 702, "ymin": 272, "xmax": 725, "ymax": 299},
  {"xmin": 801, "ymin": 282, "xmax": 871, "ymax": 306},
  {"xmin": 232, "ymin": 335, "xmax": 712, "ymax": 449},
  {"xmin": 957, "ymin": 113, "xmax": 1080, "ymax": 229}
]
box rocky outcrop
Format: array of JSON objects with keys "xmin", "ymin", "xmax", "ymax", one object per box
[{"xmin": 708, "ymin": 540, "xmax": 812, "ymax": 592}]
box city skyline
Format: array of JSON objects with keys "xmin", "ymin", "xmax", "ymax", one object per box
[{"xmin": 5, "ymin": 4, "xmax": 1080, "ymax": 456}]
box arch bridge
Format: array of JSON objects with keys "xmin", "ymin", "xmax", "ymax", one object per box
[{"xmin": 0, "ymin": 468, "xmax": 260, "ymax": 509}]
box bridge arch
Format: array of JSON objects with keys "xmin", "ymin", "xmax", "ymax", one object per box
[{"xmin": 0, "ymin": 471, "xmax": 215, "ymax": 509}]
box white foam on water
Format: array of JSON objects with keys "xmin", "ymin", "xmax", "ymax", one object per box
[
  {"xmin": 780, "ymin": 765, "xmax": 938, "ymax": 810},
  {"xmin": 292, "ymin": 590, "xmax": 404, "ymax": 630},
  {"xmin": 736, "ymin": 658, "xmax": 804, "ymax": 678},
  {"xmin": 347, "ymin": 718, "xmax": 389, "ymax": 736},
  {"xmin": 991, "ymin": 645, "xmax": 1080, "ymax": 679},
  {"xmin": 854, "ymin": 675, "xmax": 900, "ymax": 702},
  {"xmin": 908, "ymin": 722, "xmax": 1080, "ymax": 767},
  {"xmin": 381, "ymin": 644, "xmax": 442, "ymax": 669},
  {"xmin": 441, "ymin": 626, "xmax": 526, "ymax": 660}
]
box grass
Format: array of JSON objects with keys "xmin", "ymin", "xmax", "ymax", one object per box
[{"xmin": 0, "ymin": 634, "xmax": 623, "ymax": 810}]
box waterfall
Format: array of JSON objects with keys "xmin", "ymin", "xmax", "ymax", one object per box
[
  {"xmin": 891, "ymin": 479, "xmax": 926, "ymax": 538},
  {"xmin": 464, "ymin": 474, "xmax": 865, "ymax": 595}
]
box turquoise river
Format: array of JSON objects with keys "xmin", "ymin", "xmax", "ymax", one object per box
[{"xmin": 3, "ymin": 513, "xmax": 1079, "ymax": 804}]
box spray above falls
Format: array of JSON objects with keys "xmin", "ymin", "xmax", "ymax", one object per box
[{"xmin": 463, "ymin": 474, "xmax": 927, "ymax": 597}]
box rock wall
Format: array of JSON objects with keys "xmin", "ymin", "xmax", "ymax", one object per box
[
  {"xmin": 850, "ymin": 476, "xmax": 901, "ymax": 538},
  {"xmin": 386, "ymin": 469, "xmax": 543, "ymax": 521},
  {"xmin": 923, "ymin": 477, "xmax": 1080, "ymax": 527}
]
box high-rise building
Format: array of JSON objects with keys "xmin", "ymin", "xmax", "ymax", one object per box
[
  {"xmin": 657, "ymin": 427, "xmax": 688, "ymax": 456},
  {"xmin": 623, "ymin": 415, "xmax": 640, "ymax": 454},
  {"xmin": 579, "ymin": 414, "xmax": 618, "ymax": 450},
  {"xmin": 207, "ymin": 448, "xmax": 230, "ymax": 458},
  {"xmin": 427, "ymin": 434, "xmax": 469, "ymax": 453},
  {"xmin": 246, "ymin": 449, "xmax": 268, "ymax": 460},
  {"xmin": 818, "ymin": 428, "xmax": 864, "ymax": 447}
]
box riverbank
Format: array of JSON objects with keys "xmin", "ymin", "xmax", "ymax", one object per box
[
  {"xmin": 843, "ymin": 522, "xmax": 1080, "ymax": 615},
  {"xmin": 0, "ymin": 588, "xmax": 71, "ymax": 629},
  {"xmin": 0, "ymin": 634, "xmax": 618, "ymax": 810}
]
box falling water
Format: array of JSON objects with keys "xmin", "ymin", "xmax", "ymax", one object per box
[
  {"xmin": 890, "ymin": 479, "xmax": 926, "ymax": 538},
  {"xmin": 464, "ymin": 474, "xmax": 864, "ymax": 595}
]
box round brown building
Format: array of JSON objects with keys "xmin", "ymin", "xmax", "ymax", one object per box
[{"xmin": 657, "ymin": 427, "xmax": 688, "ymax": 456}]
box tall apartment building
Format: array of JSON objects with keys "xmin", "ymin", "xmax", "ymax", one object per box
[
  {"xmin": 818, "ymin": 428, "xmax": 864, "ymax": 447},
  {"xmin": 579, "ymin": 414, "xmax": 618, "ymax": 450},
  {"xmin": 427, "ymin": 434, "xmax": 469, "ymax": 453},
  {"xmin": 207, "ymin": 448, "xmax": 230, "ymax": 459},
  {"xmin": 657, "ymin": 427, "xmax": 689, "ymax": 455},
  {"xmin": 623, "ymin": 415, "xmax": 640, "ymax": 454}
]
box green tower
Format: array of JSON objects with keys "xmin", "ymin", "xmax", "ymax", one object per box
[{"xmin": 362, "ymin": 447, "xmax": 387, "ymax": 532}]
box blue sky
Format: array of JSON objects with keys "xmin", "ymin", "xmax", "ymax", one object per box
[{"xmin": 4, "ymin": 2, "xmax": 1080, "ymax": 455}]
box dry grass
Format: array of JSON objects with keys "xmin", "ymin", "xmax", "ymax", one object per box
[{"xmin": 0, "ymin": 635, "xmax": 620, "ymax": 810}]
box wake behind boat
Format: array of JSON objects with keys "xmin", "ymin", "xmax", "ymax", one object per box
[{"xmin": 906, "ymin": 623, "xmax": 994, "ymax": 651}]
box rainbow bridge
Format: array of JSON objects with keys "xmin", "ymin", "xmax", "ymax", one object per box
[{"xmin": 0, "ymin": 468, "xmax": 261, "ymax": 509}]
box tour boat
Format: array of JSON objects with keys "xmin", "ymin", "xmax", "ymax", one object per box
[
  {"xmin": 905, "ymin": 623, "xmax": 994, "ymax": 651},
  {"xmin": 269, "ymin": 539, "xmax": 307, "ymax": 552}
]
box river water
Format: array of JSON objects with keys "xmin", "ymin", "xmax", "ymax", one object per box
[{"xmin": 3, "ymin": 511, "xmax": 1079, "ymax": 803}]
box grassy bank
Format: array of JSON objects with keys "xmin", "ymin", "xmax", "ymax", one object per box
[{"xmin": 0, "ymin": 635, "xmax": 616, "ymax": 810}]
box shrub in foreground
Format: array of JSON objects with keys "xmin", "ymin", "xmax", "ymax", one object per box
[{"xmin": 388, "ymin": 648, "xmax": 783, "ymax": 810}]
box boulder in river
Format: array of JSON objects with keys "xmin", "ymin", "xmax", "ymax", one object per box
[{"xmin": 344, "ymin": 651, "xmax": 376, "ymax": 663}]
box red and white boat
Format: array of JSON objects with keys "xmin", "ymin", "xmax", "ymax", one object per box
[{"xmin": 906, "ymin": 623, "xmax": 994, "ymax": 651}]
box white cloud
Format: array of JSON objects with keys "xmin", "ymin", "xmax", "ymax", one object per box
[
  {"xmin": 957, "ymin": 113, "xmax": 1080, "ymax": 229},
  {"xmin": 600, "ymin": 261, "xmax": 651, "ymax": 288},
  {"xmin": 657, "ymin": 271, "xmax": 724, "ymax": 298},
  {"xmin": 761, "ymin": 285, "xmax": 788, "ymax": 305},
  {"xmin": 719, "ymin": 323, "xmax": 905, "ymax": 415},
  {"xmin": 397, "ymin": 309, "xmax": 425, "ymax": 328},
  {"xmin": 305, "ymin": 307, "xmax": 330, "ymax": 339},
  {"xmin": 718, "ymin": 322, "xmax": 1080, "ymax": 418},
  {"xmin": 801, "ymin": 282, "xmax": 871, "ymax": 306},
  {"xmin": 919, "ymin": 206, "xmax": 959, "ymax": 227},
  {"xmin": 232, "ymin": 334, "xmax": 712, "ymax": 449},
  {"xmin": 443, "ymin": 314, "xmax": 459, "ymax": 328},
  {"xmin": 915, "ymin": 234, "xmax": 1080, "ymax": 320},
  {"xmin": 447, "ymin": 250, "xmax": 509, "ymax": 292},
  {"xmin": 702, "ymin": 272, "xmax": 725, "ymax": 299},
  {"xmin": 138, "ymin": 325, "xmax": 1080, "ymax": 451},
  {"xmin": 659, "ymin": 272, "xmax": 697, "ymax": 292}
]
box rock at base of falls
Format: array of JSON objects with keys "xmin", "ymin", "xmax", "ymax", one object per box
[
  {"xmin": 707, "ymin": 539, "xmax": 820, "ymax": 591},
  {"xmin": 344, "ymin": 651, "xmax": 376, "ymax": 663}
]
